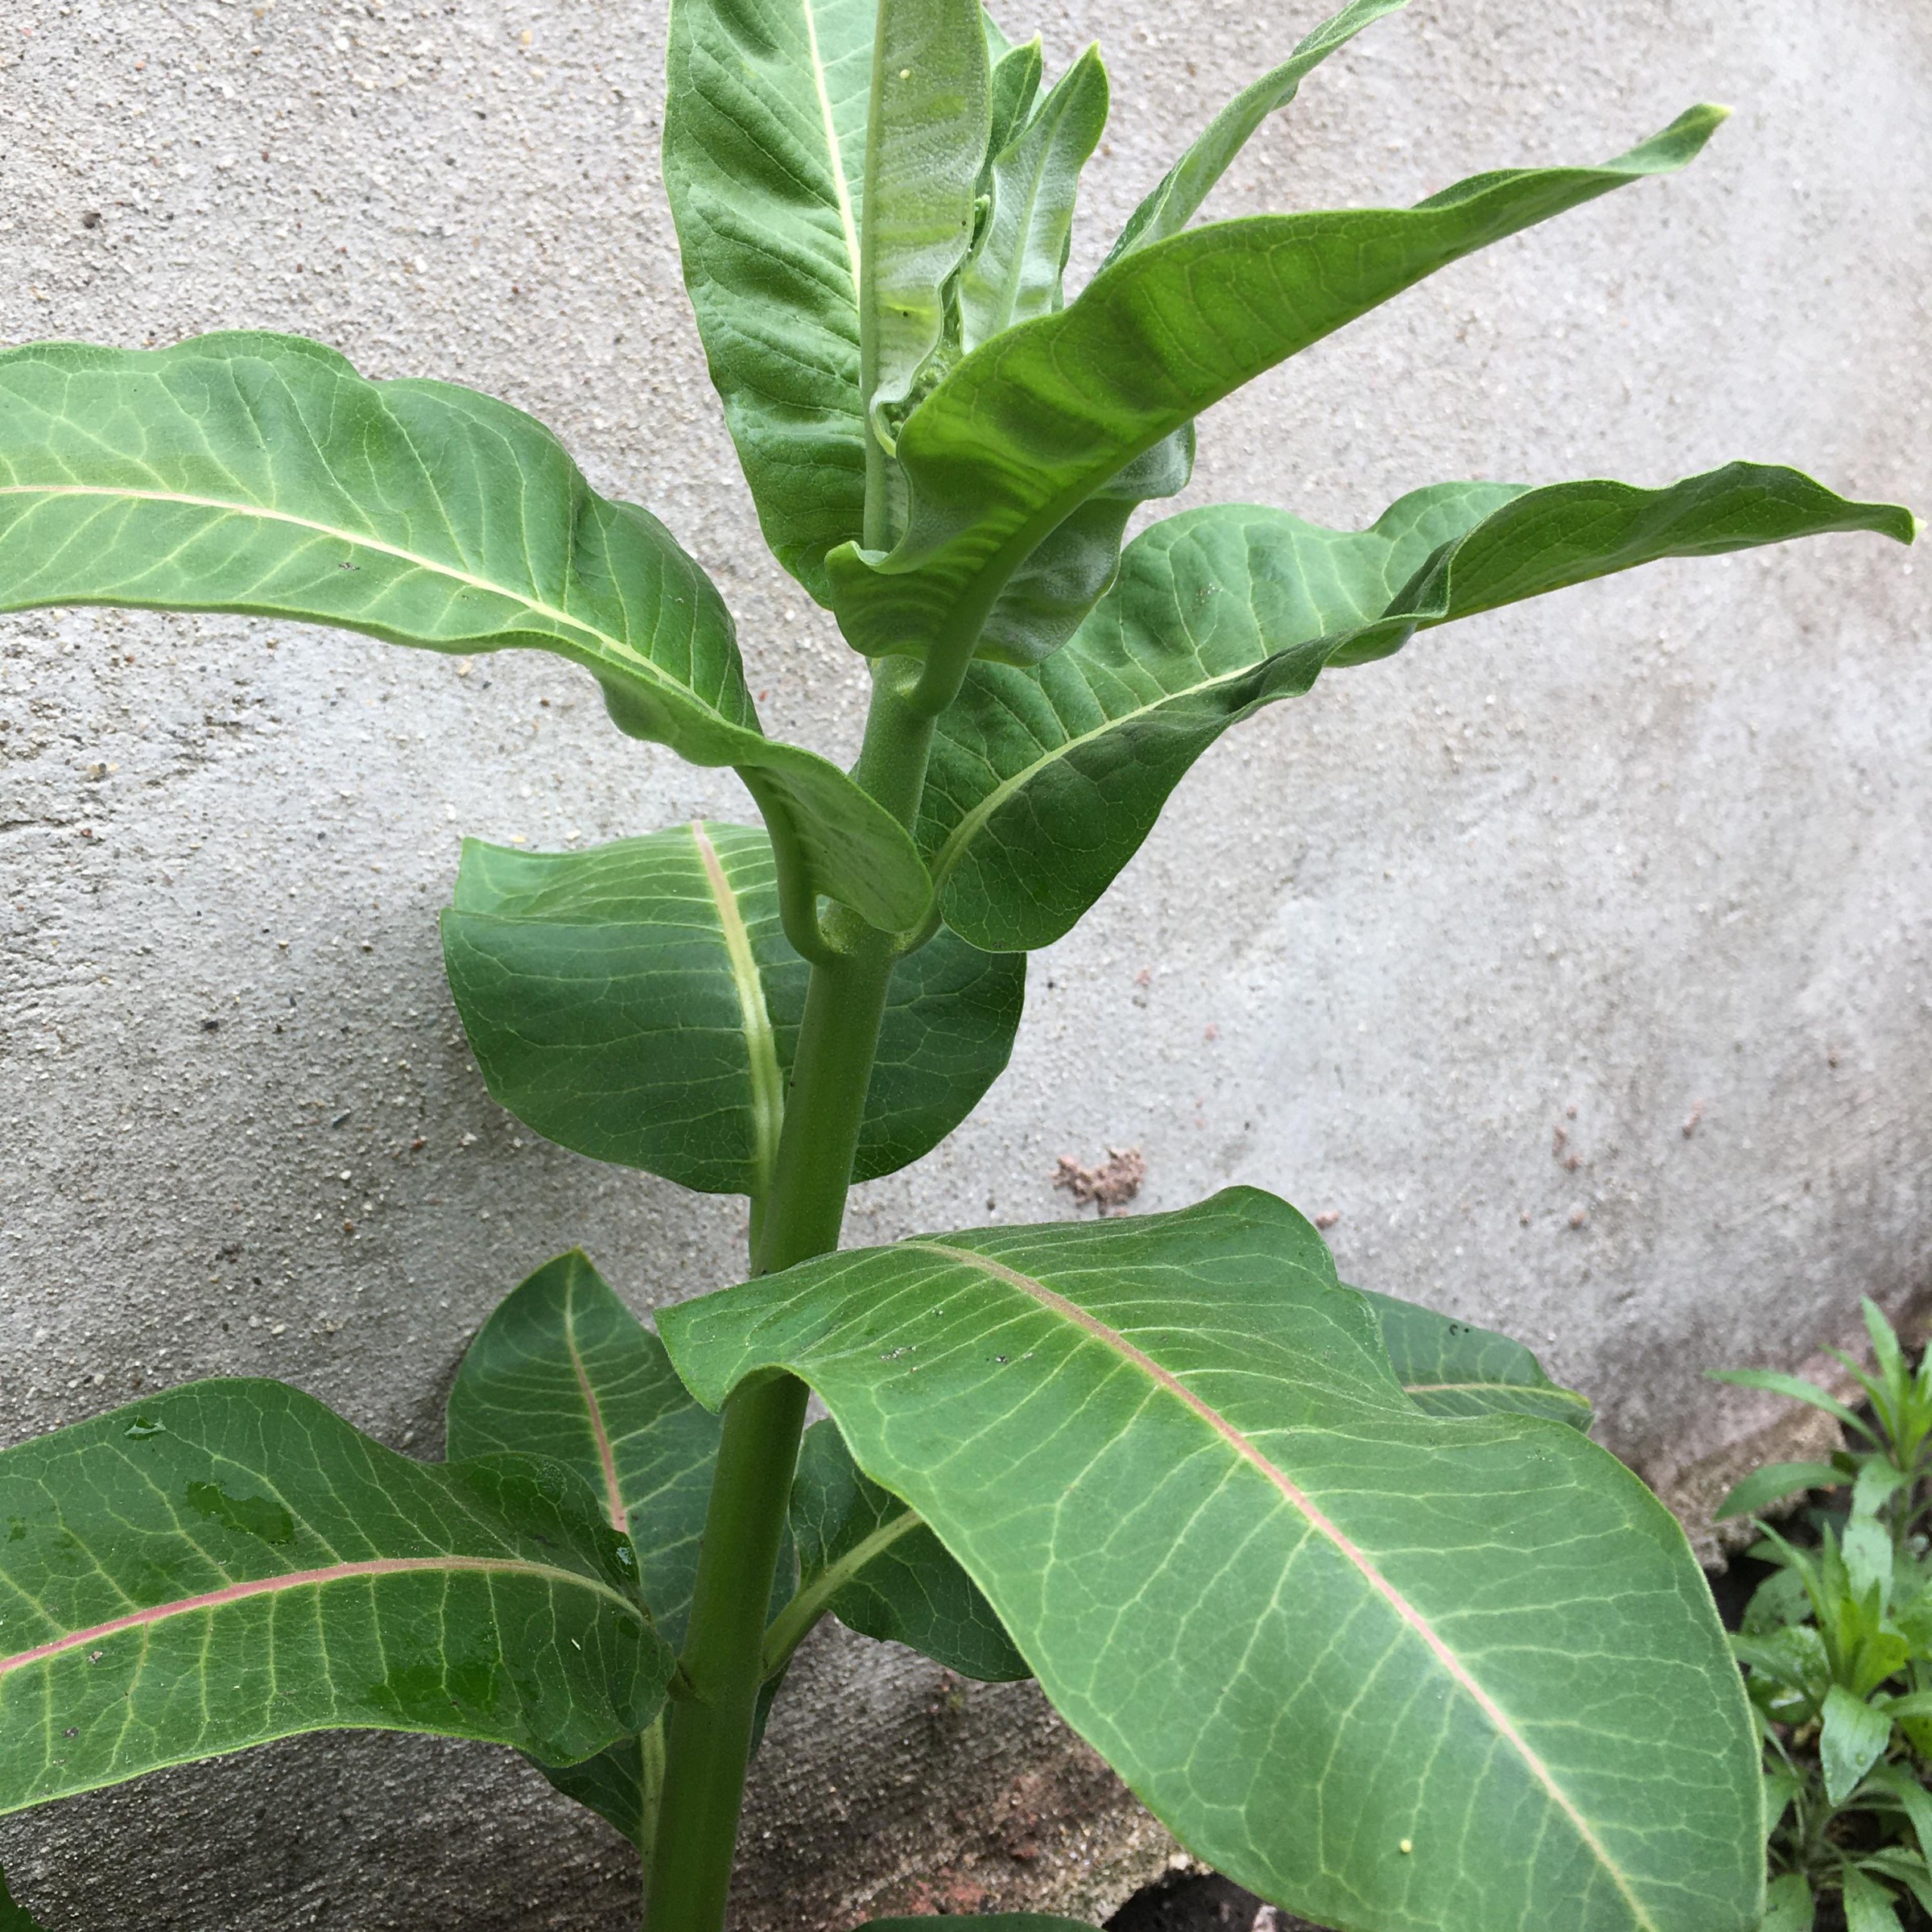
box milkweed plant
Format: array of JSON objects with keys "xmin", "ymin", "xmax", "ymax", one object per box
[{"xmin": 0, "ymin": 1, "xmax": 1915, "ymax": 1927}]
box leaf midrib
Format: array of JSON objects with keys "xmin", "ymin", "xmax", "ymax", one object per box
[
  {"xmin": 906, "ymin": 1238, "xmax": 1662, "ymax": 1931},
  {"xmin": 0, "ymin": 481, "xmax": 695, "ymax": 700},
  {"xmin": 689, "ymin": 820, "xmax": 784, "ymax": 1203},
  {"xmin": 0, "ymin": 1552, "xmax": 646, "ymax": 1680},
  {"xmin": 927, "ymin": 611, "xmax": 1385, "ymax": 892},
  {"xmin": 559, "ymin": 1274, "xmax": 630, "ymax": 1534},
  {"xmin": 799, "ymin": 0, "xmax": 861, "ymax": 300}
]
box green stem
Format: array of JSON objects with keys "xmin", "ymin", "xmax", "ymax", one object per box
[{"xmin": 643, "ymin": 667, "xmax": 934, "ymax": 1932}]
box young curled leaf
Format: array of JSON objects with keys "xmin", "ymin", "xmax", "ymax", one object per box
[{"xmin": 827, "ymin": 106, "xmax": 1734, "ymax": 671}]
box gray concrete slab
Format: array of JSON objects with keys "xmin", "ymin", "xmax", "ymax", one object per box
[{"xmin": 0, "ymin": 0, "xmax": 1926, "ymax": 1925}]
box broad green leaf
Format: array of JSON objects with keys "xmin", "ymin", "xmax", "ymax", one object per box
[
  {"xmin": 441, "ymin": 825, "xmax": 1023, "ymax": 1196},
  {"xmin": 446, "ymin": 1251, "xmax": 727, "ymax": 1850},
  {"xmin": 1102, "ymin": 0, "xmax": 1410, "ymax": 265},
  {"xmin": 1853, "ymin": 1459, "xmax": 1909, "ymax": 1521},
  {"xmin": 1822, "ymin": 1684, "xmax": 1893, "ymax": 1806},
  {"xmin": 825, "ymin": 105, "xmax": 1732, "ymax": 667},
  {"xmin": 446, "ymin": 1252, "xmax": 720, "ymax": 1637},
  {"xmin": 1357, "ymin": 1286, "xmax": 1593, "ymax": 1430},
  {"xmin": 0, "ymin": 1380, "xmax": 671, "ymax": 1814},
  {"xmin": 1842, "ymin": 1865, "xmax": 1905, "ymax": 1932},
  {"xmin": 1709, "ymin": 1368, "xmax": 1879, "ymax": 1444},
  {"xmin": 859, "ymin": 0, "xmax": 991, "ymax": 473},
  {"xmin": 1716, "ymin": 1462, "xmax": 1846, "ymax": 1521},
  {"xmin": 919, "ymin": 464, "xmax": 1914, "ymax": 950},
  {"xmin": 1744, "ymin": 1566, "xmax": 1814, "ymax": 1636},
  {"xmin": 660, "ymin": 1188, "xmax": 1762, "ymax": 1932},
  {"xmin": 662, "ymin": 0, "xmax": 874, "ymax": 595},
  {"xmin": 1761, "ymin": 1874, "xmax": 1814, "ymax": 1932},
  {"xmin": 770, "ymin": 1419, "xmax": 1028, "ymax": 1682},
  {"xmin": 960, "ymin": 47, "xmax": 1110, "ymax": 350},
  {"xmin": 0, "ymin": 1864, "xmax": 46, "ymax": 1932},
  {"xmin": 0, "ymin": 333, "xmax": 930, "ymax": 932}
]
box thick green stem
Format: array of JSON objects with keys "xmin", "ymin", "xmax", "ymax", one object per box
[{"xmin": 644, "ymin": 667, "xmax": 933, "ymax": 1932}]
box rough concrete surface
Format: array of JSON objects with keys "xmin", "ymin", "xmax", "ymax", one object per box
[{"xmin": 0, "ymin": 0, "xmax": 1926, "ymax": 1925}]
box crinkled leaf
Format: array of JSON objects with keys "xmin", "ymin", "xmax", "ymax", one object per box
[
  {"xmin": 960, "ymin": 46, "xmax": 1110, "ymax": 350},
  {"xmin": 662, "ymin": 0, "xmax": 874, "ymax": 595},
  {"xmin": 660, "ymin": 1187, "xmax": 1762, "ymax": 1932},
  {"xmin": 441, "ymin": 825, "xmax": 1022, "ymax": 1196},
  {"xmin": 779, "ymin": 1418, "xmax": 1028, "ymax": 1681},
  {"xmin": 920, "ymin": 464, "xmax": 1913, "ymax": 950},
  {"xmin": 0, "ymin": 1380, "xmax": 671, "ymax": 1814},
  {"xmin": 444, "ymin": 1251, "xmax": 791, "ymax": 1847},
  {"xmin": 1356, "ymin": 1286, "xmax": 1592, "ymax": 1430},
  {"xmin": 1102, "ymin": 0, "xmax": 1410, "ymax": 264},
  {"xmin": 0, "ymin": 332, "xmax": 929, "ymax": 931},
  {"xmin": 826, "ymin": 105, "xmax": 1731, "ymax": 667},
  {"xmin": 1822, "ymin": 1684, "xmax": 1894, "ymax": 1806}
]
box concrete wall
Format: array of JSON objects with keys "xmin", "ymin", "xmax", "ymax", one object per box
[{"xmin": 1, "ymin": 0, "xmax": 1926, "ymax": 1924}]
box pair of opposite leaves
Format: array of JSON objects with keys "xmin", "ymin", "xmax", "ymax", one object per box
[
  {"xmin": 0, "ymin": 1, "xmax": 1909, "ymax": 952},
  {"xmin": 15, "ymin": 1191, "xmax": 1754, "ymax": 1932}
]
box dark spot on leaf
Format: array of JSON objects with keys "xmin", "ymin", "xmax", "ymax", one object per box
[{"xmin": 185, "ymin": 1481, "xmax": 295, "ymax": 1546}]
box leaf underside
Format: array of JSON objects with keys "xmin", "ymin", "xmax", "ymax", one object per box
[
  {"xmin": 442, "ymin": 823, "xmax": 1022, "ymax": 1196},
  {"xmin": 0, "ymin": 332, "xmax": 929, "ymax": 931},
  {"xmin": 660, "ymin": 1188, "xmax": 1762, "ymax": 1932},
  {"xmin": 920, "ymin": 464, "xmax": 1914, "ymax": 950},
  {"xmin": 663, "ymin": 0, "xmax": 877, "ymax": 600},
  {"xmin": 792, "ymin": 1418, "xmax": 1029, "ymax": 1682},
  {"xmin": 0, "ymin": 1378, "xmax": 671, "ymax": 1816}
]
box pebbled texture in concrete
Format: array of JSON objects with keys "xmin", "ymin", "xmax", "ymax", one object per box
[{"xmin": 0, "ymin": 0, "xmax": 1926, "ymax": 1925}]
